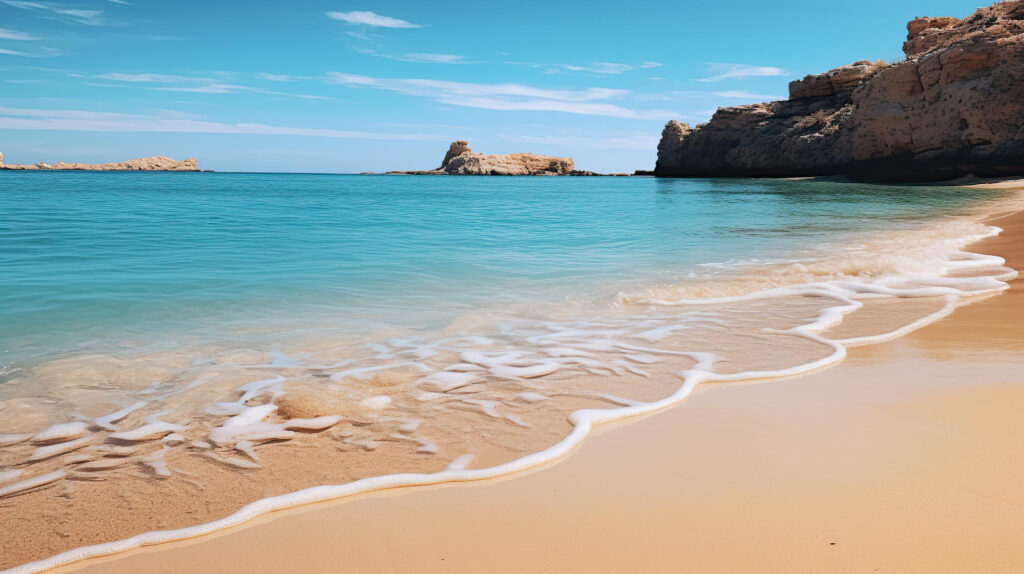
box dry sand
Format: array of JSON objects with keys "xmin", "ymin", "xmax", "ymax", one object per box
[{"xmin": 52, "ymin": 208, "xmax": 1024, "ymax": 573}]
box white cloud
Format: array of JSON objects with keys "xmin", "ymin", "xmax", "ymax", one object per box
[
  {"xmin": 154, "ymin": 83, "xmax": 249, "ymax": 94},
  {"xmin": 259, "ymin": 73, "xmax": 295, "ymax": 82},
  {"xmin": 0, "ymin": 106, "xmax": 136, "ymax": 120},
  {"xmin": 392, "ymin": 53, "xmax": 463, "ymax": 64},
  {"xmin": 639, "ymin": 61, "xmax": 662, "ymax": 69},
  {"xmin": 0, "ymin": 106, "xmax": 446, "ymax": 140},
  {"xmin": 698, "ymin": 63, "xmax": 786, "ymax": 82},
  {"xmin": 55, "ymin": 8, "xmax": 104, "ymax": 24},
  {"xmin": 0, "ymin": 27, "xmax": 38, "ymax": 40},
  {"xmin": 325, "ymin": 72, "xmax": 673, "ymax": 120},
  {"xmin": 107, "ymin": 0, "xmax": 132, "ymax": 4},
  {"xmin": 714, "ymin": 90, "xmax": 783, "ymax": 101},
  {"xmin": 96, "ymin": 72, "xmax": 204, "ymax": 83},
  {"xmin": 92, "ymin": 72, "xmax": 330, "ymax": 100},
  {"xmin": 2, "ymin": 1, "xmax": 106, "ymax": 25},
  {"xmin": 356, "ymin": 48, "xmax": 464, "ymax": 64},
  {"xmin": 326, "ymin": 11, "xmax": 420, "ymax": 28},
  {"xmin": 152, "ymin": 83, "xmax": 330, "ymax": 100},
  {"xmin": 0, "ymin": 48, "xmax": 29, "ymax": 56},
  {"xmin": 562, "ymin": 62, "xmax": 633, "ymax": 75}
]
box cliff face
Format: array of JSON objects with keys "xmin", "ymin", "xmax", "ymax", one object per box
[
  {"xmin": 655, "ymin": 1, "xmax": 1024, "ymax": 181},
  {"xmin": 0, "ymin": 153, "xmax": 199, "ymax": 172},
  {"xmin": 395, "ymin": 141, "xmax": 576, "ymax": 175}
]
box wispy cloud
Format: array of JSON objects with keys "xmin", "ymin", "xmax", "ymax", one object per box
[
  {"xmin": 714, "ymin": 90, "xmax": 783, "ymax": 101},
  {"xmin": 153, "ymin": 83, "xmax": 330, "ymax": 99},
  {"xmin": 698, "ymin": 63, "xmax": 786, "ymax": 82},
  {"xmin": 0, "ymin": 48, "xmax": 29, "ymax": 56},
  {"xmin": 507, "ymin": 60, "xmax": 663, "ymax": 76},
  {"xmin": 259, "ymin": 73, "xmax": 297, "ymax": 82},
  {"xmin": 325, "ymin": 72, "xmax": 673, "ymax": 120},
  {"xmin": 356, "ymin": 48, "xmax": 464, "ymax": 64},
  {"xmin": 0, "ymin": 106, "xmax": 447, "ymax": 140},
  {"xmin": 390, "ymin": 52, "xmax": 463, "ymax": 64},
  {"xmin": 326, "ymin": 11, "xmax": 421, "ymax": 29},
  {"xmin": 0, "ymin": 27, "xmax": 39, "ymax": 41},
  {"xmin": 96, "ymin": 72, "xmax": 208, "ymax": 83},
  {"xmin": 92, "ymin": 72, "xmax": 331, "ymax": 100},
  {"xmin": 2, "ymin": 1, "xmax": 106, "ymax": 25},
  {"xmin": 561, "ymin": 62, "xmax": 634, "ymax": 75},
  {"xmin": 107, "ymin": 0, "xmax": 132, "ymax": 4}
]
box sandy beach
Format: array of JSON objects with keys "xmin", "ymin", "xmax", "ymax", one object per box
[
  {"xmin": 43, "ymin": 201, "xmax": 1024, "ymax": 574},
  {"xmin": 4, "ymin": 1, "xmax": 1024, "ymax": 572}
]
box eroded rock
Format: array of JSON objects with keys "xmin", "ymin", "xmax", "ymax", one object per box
[{"xmin": 655, "ymin": 1, "xmax": 1024, "ymax": 182}]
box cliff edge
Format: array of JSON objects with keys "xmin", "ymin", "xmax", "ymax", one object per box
[
  {"xmin": 0, "ymin": 152, "xmax": 199, "ymax": 172},
  {"xmin": 392, "ymin": 141, "xmax": 577, "ymax": 175},
  {"xmin": 655, "ymin": 1, "xmax": 1024, "ymax": 182}
]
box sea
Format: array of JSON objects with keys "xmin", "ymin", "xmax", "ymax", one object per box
[{"xmin": 0, "ymin": 172, "xmax": 1018, "ymax": 571}]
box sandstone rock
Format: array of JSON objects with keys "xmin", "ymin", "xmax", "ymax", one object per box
[
  {"xmin": 443, "ymin": 151, "xmax": 574, "ymax": 175},
  {"xmin": 655, "ymin": 0, "xmax": 1024, "ymax": 182},
  {"xmin": 394, "ymin": 141, "xmax": 576, "ymax": 176},
  {"xmin": 0, "ymin": 154, "xmax": 199, "ymax": 171},
  {"xmin": 788, "ymin": 60, "xmax": 888, "ymax": 100},
  {"xmin": 439, "ymin": 140, "xmax": 472, "ymax": 169}
]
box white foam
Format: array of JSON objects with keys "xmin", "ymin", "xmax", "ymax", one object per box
[
  {"xmin": 6, "ymin": 212, "xmax": 1021, "ymax": 574},
  {"xmin": 28, "ymin": 436, "xmax": 92, "ymax": 462},
  {"xmin": 94, "ymin": 402, "xmax": 146, "ymax": 431},
  {"xmin": 282, "ymin": 416, "xmax": 343, "ymax": 431},
  {"xmin": 32, "ymin": 422, "xmax": 91, "ymax": 444},
  {"xmin": 0, "ymin": 470, "xmax": 66, "ymax": 499},
  {"xmin": 445, "ymin": 454, "xmax": 475, "ymax": 471},
  {"xmin": 489, "ymin": 362, "xmax": 560, "ymax": 379},
  {"xmin": 109, "ymin": 421, "xmax": 183, "ymax": 443}
]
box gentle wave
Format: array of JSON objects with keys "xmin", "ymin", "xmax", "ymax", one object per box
[{"xmin": 1, "ymin": 198, "xmax": 1019, "ymax": 573}]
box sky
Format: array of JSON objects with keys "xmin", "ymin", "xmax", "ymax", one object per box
[{"xmin": 0, "ymin": 0, "xmax": 993, "ymax": 173}]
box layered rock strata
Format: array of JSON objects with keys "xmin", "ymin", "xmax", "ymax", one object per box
[{"xmin": 655, "ymin": 1, "xmax": 1024, "ymax": 182}]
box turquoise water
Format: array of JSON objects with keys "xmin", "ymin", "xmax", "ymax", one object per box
[{"xmin": 0, "ymin": 172, "xmax": 1002, "ymax": 372}]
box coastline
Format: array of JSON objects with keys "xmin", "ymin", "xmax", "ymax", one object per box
[{"xmin": 36, "ymin": 189, "xmax": 1024, "ymax": 573}]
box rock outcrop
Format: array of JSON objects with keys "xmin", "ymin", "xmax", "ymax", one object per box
[
  {"xmin": 655, "ymin": 1, "xmax": 1024, "ymax": 182},
  {"xmin": 439, "ymin": 140, "xmax": 473, "ymax": 169},
  {"xmin": 0, "ymin": 153, "xmax": 199, "ymax": 171},
  {"xmin": 392, "ymin": 141, "xmax": 577, "ymax": 175}
]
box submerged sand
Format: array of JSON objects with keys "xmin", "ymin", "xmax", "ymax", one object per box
[{"xmin": 38, "ymin": 199, "xmax": 1024, "ymax": 572}]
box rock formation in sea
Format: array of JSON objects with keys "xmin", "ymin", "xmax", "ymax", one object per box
[
  {"xmin": 392, "ymin": 141, "xmax": 577, "ymax": 175},
  {"xmin": 655, "ymin": 1, "xmax": 1024, "ymax": 182},
  {"xmin": 0, "ymin": 152, "xmax": 199, "ymax": 171}
]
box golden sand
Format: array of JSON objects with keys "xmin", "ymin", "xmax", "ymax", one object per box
[{"xmin": 45, "ymin": 204, "xmax": 1024, "ymax": 573}]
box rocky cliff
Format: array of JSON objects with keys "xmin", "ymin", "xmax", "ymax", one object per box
[
  {"xmin": 655, "ymin": 1, "xmax": 1024, "ymax": 182},
  {"xmin": 393, "ymin": 141, "xmax": 577, "ymax": 175},
  {"xmin": 0, "ymin": 152, "xmax": 199, "ymax": 171}
]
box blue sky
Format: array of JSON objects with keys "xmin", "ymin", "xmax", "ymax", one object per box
[{"xmin": 0, "ymin": 0, "xmax": 990, "ymax": 172}]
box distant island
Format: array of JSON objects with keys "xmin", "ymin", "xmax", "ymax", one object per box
[
  {"xmin": 388, "ymin": 141, "xmax": 641, "ymax": 176},
  {"xmin": 655, "ymin": 1, "xmax": 1024, "ymax": 182},
  {"xmin": 0, "ymin": 152, "xmax": 199, "ymax": 172}
]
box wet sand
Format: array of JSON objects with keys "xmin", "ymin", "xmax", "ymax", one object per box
[{"xmin": 53, "ymin": 207, "xmax": 1024, "ymax": 573}]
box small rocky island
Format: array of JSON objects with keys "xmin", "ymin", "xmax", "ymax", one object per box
[
  {"xmin": 390, "ymin": 141, "xmax": 591, "ymax": 176},
  {"xmin": 0, "ymin": 152, "xmax": 199, "ymax": 172},
  {"xmin": 655, "ymin": 1, "xmax": 1024, "ymax": 182}
]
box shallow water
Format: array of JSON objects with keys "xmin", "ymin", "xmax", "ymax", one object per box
[
  {"xmin": 0, "ymin": 172, "xmax": 1019, "ymax": 572},
  {"xmin": 0, "ymin": 172, "xmax": 1006, "ymax": 368}
]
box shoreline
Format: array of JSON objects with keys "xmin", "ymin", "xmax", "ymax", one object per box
[
  {"xmin": 8, "ymin": 187, "xmax": 1015, "ymax": 568},
  {"xmin": 4, "ymin": 180, "xmax": 1019, "ymax": 572}
]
